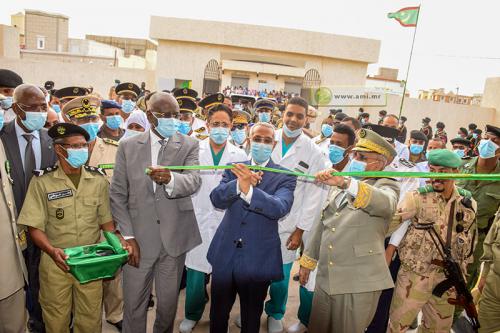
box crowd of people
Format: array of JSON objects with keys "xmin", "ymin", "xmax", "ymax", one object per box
[
  {"xmin": 222, "ymin": 86, "xmax": 294, "ymax": 102},
  {"xmin": 0, "ymin": 67, "xmax": 499, "ymax": 333}
]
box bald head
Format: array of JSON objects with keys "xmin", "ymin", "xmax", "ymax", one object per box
[
  {"xmin": 148, "ymin": 92, "xmax": 179, "ymax": 114},
  {"xmin": 13, "ymin": 84, "xmax": 45, "ymax": 104}
]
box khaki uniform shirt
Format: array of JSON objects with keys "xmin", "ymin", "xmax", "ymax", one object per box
[
  {"xmin": 18, "ymin": 163, "xmax": 112, "ymax": 249},
  {"xmin": 88, "ymin": 137, "xmax": 118, "ymax": 182},
  {"xmin": 481, "ymin": 208, "xmax": 500, "ymax": 277},
  {"xmin": 397, "ymin": 187, "xmax": 477, "ymax": 276}
]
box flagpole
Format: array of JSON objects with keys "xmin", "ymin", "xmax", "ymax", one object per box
[{"xmin": 398, "ymin": 5, "xmax": 421, "ymax": 118}]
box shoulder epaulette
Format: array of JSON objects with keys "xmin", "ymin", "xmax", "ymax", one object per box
[
  {"xmin": 102, "ymin": 138, "xmax": 119, "ymax": 146},
  {"xmin": 33, "ymin": 165, "xmax": 58, "ymax": 177},
  {"xmin": 457, "ymin": 187, "xmax": 472, "ymax": 199},
  {"xmin": 399, "ymin": 158, "xmax": 415, "ymax": 168},
  {"xmin": 84, "ymin": 165, "xmax": 106, "ymax": 176},
  {"xmin": 417, "ymin": 185, "xmax": 434, "ymax": 194},
  {"xmin": 194, "ymin": 127, "xmax": 206, "ymax": 133},
  {"xmin": 196, "ymin": 134, "xmax": 209, "ymax": 140},
  {"xmin": 315, "ymin": 137, "xmax": 327, "ymax": 144}
]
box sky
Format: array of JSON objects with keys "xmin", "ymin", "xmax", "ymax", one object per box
[{"xmin": 1, "ymin": 0, "xmax": 499, "ymax": 96}]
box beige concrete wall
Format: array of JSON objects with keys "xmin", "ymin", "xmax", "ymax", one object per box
[
  {"xmin": 481, "ymin": 77, "xmax": 500, "ymax": 124},
  {"xmin": 0, "ymin": 57, "xmax": 155, "ymax": 98},
  {"xmin": 0, "ymin": 25, "xmax": 20, "ymax": 59},
  {"xmin": 20, "ymin": 50, "xmax": 116, "ymax": 66},
  {"xmin": 25, "ymin": 12, "xmax": 68, "ymax": 52}
]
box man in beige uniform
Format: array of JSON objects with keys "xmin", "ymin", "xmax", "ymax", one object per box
[
  {"xmin": 62, "ymin": 96, "xmax": 122, "ymax": 329},
  {"xmin": 0, "ymin": 120, "xmax": 28, "ymax": 333},
  {"xmin": 299, "ymin": 128, "xmax": 400, "ymax": 332},
  {"xmin": 18, "ymin": 123, "xmax": 130, "ymax": 333}
]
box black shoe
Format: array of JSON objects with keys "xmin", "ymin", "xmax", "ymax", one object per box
[
  {"xmin": 106, "ymin": 320, "xmax": 123, "ymax": 332},
  {"xmin": 148, "ymin": 294, "xmax": 155, "ymax": 309}
]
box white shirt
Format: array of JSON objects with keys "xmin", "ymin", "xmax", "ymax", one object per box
[
  {"xmin": 149, "ymin": 130, "xmax": 175, "ymax": 193},
  {"xmin": 236, "ymin": 159, "xmax": 270, "ymax": 204},
  {"xmin": 395, "ymin": 140, "xmax": 410, "ymax": 161},
  {"xmin": 15, "ymin": 120, "xmax": 41, "ymax": 169}
]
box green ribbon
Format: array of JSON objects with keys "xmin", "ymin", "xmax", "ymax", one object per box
[{"xmin": 144, "ymin": 165, "xmax": 500, "ymax": 181}]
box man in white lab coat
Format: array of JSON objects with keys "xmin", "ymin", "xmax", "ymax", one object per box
[
  {"xmin": 179, "ymin": 104, "xmax": 247, "ymax": 333},
  {"xmin": 265, "ymin": 97, "xmax": 330, "ymax": 332}
]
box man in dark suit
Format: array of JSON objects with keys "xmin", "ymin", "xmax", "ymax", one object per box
[
  {"xmin": 208, "ymin": 122, "xmax": 297, "ymax": 333},
  {"xmin": 0, "ymin": 83, "xmax": 57, "ymax": 333}
]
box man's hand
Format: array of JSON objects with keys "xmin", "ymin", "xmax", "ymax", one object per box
[
  {"xmin": 315, "ymin": 168, "xmax": 345, "ymax": 187},
  {"xmin": 117, "ymin": 234, "xmax": 134, "ymax": 259},
  {"xmin": 250, "ymin": 171, "xmax": 263, "ymax": 187},
  {"xmin": 231, "ymin": 163, "xmax": 253, "ymax": 194},
  {"xmin": 49, "ymin": 247, "xmax": 69, "ymax": 272},
  {"xmin": 286, "ymin": 228, "xmax": 304, "ymax": 251},
  {"xmin": 299, "ymin": 266, "xmax": 311, "ymax": 286},
  {"xmin": 148, "ymin": 166, "xmax": 171, "ymax": 185},
  {"xmin": 385, "ymin": 244, "xmax": 397, "ymax": 266},
  {"xmin": 127, "ymin": 239, "xmax": 141, "ymax": 268},
  {"xmin": 478, "ymin": 276, "xmax": 487, "ymax": 293}
]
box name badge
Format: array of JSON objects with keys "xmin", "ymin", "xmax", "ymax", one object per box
[{"xmin": 47, "ymin": 189, "xmax": 73, "ymax": 201}]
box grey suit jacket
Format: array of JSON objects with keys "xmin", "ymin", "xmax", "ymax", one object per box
[
  {"xmin": 0, "ymin": 120, "xmax": 57, "ymax": 213},
  {"xmin": 110, "ymin": 131, "xmax": 202, "ymax": 259}
]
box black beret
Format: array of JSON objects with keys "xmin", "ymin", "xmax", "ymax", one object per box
[
  {"xmin": 379, "ymin": 110, "xmax": 387, "ymax": 116},
  {"xmin": 468, "ymin": 123, "xmax": 477, "ymax": 130},
  {"xmin": 459, "ymin": 127, "xmax": 468, "ymax": 135},
  {"xmin": 199, "ymin": 93, "xmax": 224, "ymax": 110},
  {"xmin": 436, "ymin": 121, "xmax": 445, "ymax": 129},
  {"xmin": 450, "ymin": 137, "xmax": 471, "ymax": 146},
  {"xmin": 177, "ymin": 97, "xmax": 197, "ymax": 113},
  {"xmin": 48, "ymin": 123, "xmax": 90, "ymax": 142},
  {"xmin": 101, "ymin": 99, "xmax": 122, "ymax": 110},
  {"xmin": 410, "ymin": 130, "xmax": 428, "ymax": 142},
  {"xmin": 362, "ymin": 124, "xmax": 398, "ymax": 144},
  {"xmin": 173, "ymin": 88, "xmax": 198, "ymax": 101},
  {"xmin": 360, "ymin": 112, "xmax": 370, "ymax": 117},
  {"xmin": 115, "ymin": 82, "xmax": 141, "ymax": 97},
  {"xmin": 44, "ymin": 81, "xmax": 55, "ymax": 90},
  {"xmin": 334, "ymin": 112, "xmax": 348, "ymax": 121},
  {"xmin": 0, "ymin": 69, "xmax": 23, "ymax": 88},
  {"xmin": 400, "ymin": 116, "xmax": 407, "ymax": 122},
  {"xmin": 422, "ymin": 117, "xmax": 431, "ymax": 123},
  {"xmin": 486, "ymin": 124, "xmax": 500, "ymax": 137},
  {"xmin": 53, "ymin": 86, "xmax": 87, "ymax": 99}
]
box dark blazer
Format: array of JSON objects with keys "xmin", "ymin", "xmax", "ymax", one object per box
[
  {"xmin": 0, "ymin": 120, "xmax": 57, "ymax": 213},
  {"xmin": 207, "ymin": 159, "xmax": 296, "ymax": 282}
]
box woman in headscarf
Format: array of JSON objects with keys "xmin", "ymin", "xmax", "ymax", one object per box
[{"xmin": 122, "ymin": 110, "xmax": 150, "ymax": 139}]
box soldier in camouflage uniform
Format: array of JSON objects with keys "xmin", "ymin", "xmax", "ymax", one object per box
[{"xmin": 388, "ymin": 149, "xmax": 477, "ymax": 333}]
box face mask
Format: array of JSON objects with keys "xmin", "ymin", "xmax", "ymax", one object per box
[
  {"xmin": 425, "ymin": 151, "xmax": 430, "ymax": 160},
  {"xmin": 283, "ymin": 123, "xmax": 302, "ymax": 138},
  {"xmin": 328, "ymin": 144, "xmax": 346, "ymax": 165},
  {"xmin": 123, "ymin": 129, "xmax": 142, "ymax": 139},
  {"xmin": 80, "ymin": 122, "xmax": 99, "ymax": 141},
  {"xmin": 210, "ymin": 127, "xmax": 229, "ymax": 145},
  {"xmin": 478, "ymin": 139, "xmax": 499, "ymax": 159},
  {"xmin": 106, "ymin": 115, "xmax": 123, "ymax": 130},
  {"xmin": 361, "ymin": 118, "xmax": 367, "ymax": 124},
  {"xmin": 231, "ymin": 128, "xmax": 247, "ymax": 145},
  {"xmin": 347, "ymin": 158, "xmax": 367, "ymax": 175},
  {"xmin": 1, "ymin": 97, "xmax": 13, "ymax": 110},
  {"xmin": 0, "ymin": 110, "xmax": 4, "ymax": 131},
  {"xmin": 121, "ymin": 100, "xmax": 136, "ymax": 113},
  {"xmin": 64, "ymin": 147, "xmax": 88, "ymax": 168},
  {"xmin": 21, "ymin": 111, "xmax": 48, "ymax": 131},
  {"xmin": 178, "ymin": 121, "xmax": 191, "ymax": 135},
  {"xmin": 258, "ymin": 112, "xmax": 271, "ymax": 123},
  {"xmin": 453, "ymin": 149, "xmax": 465, "ymax": 159},
  {"xmin": 472, "ymin": 133, "xmax": 478, "ymax": 139},
  {"xmin": 321, "ymin": 124, "xmax": 333, "ymax": 138},
  {"xmin": 155, "ymin": 116, "xmax": 179, "ymax": 138},
  {"xmin": 251, "ymin": 142, "xmax": 273, "ymax": 164},
  {"xmin": 410, "ymin": 144, "xmax": 424, "ymax": 155},
  {"xmin": 51, "ymin": 104, "xmax": 61, "ymax": 114}
]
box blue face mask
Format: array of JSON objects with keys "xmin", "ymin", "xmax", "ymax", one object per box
[
  {"xmin": 64, "ymin": 148, "xmax": 89, "ymax": 168},
  {"xmin": 178, "ymin": 121, "xmax": 192, "ymax": 135},
  {"xmin": 155, "ymin": 116, "xmax": 179, "ymax": 138},
  {"xmin": 321, "ymin": 124, "xmax": 333, "ymax": 138},
  {"xmin": 1, "ymin": 96, "xmax": 13, "ymax": 110},
  {"xmin": 258, "ymin": 112, "xmax": 271, "ymax": 123},
  {"xmin": 410, "ymin": 144, "xmax": 424, "ymax": 155},
  {"xmin": 231, "ymin": 128, "xmax": 247, "ymax": 145},
  {"xmin": 283, "ymin": 123, "xmax": 302, "ymax": 138},
  {"xmin": 328, "ymin": 144, "xmax": 346, "ymax": 165},
  {"xmin": 122, "ymin": 129, "xmax": 142, "ymax": 139},
  {"xmin": 21, "ymin": 111, "xmax": 47, "ymax": 131},
  {"xmin": 478, "ymin": 139, "xmax": 499, "ymax": 159},
  {"xmin": 0, "ymin": 110, "xmax": 4, "ymax": 131},
  {"xmin": 347, "ymin": 158, "xmax": 367, "ymax": 176},
  {"xmin": 51, "ymin": 104, "xmax": 61, "ymax": 114},
  {"xmin": 121, "ymin": 100, "xmax": 136, "ymax": 113},
  {"xmin": 80, "ymin": 122, "xmax": 99, "ymax": 141},
  {"xmin": 453, "ymin": 149, "xmax": 465, "ymax": 159},
  {"xmin": 106, "ymin": 115, "xmax": 123, "ymax": 130},
  {"xmin": 210, "ymin": 127, "xmax": 229, "ymax": 145},
  {"xmin": 472, "ymin": 133, "xmax": 478, "ymax": 139},
  {"xmin": 251, "ymin": 142, "xmax": 273, "ymax": 164}
]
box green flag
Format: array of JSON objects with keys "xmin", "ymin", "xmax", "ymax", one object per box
[{"xmin": 388, "ymin": 6, "xmax": 420, "ymax": 27}]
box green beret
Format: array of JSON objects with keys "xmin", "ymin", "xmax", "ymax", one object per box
[{"xmin": 428, "ymin": 149, "xmax": 461, "ymax": 168}]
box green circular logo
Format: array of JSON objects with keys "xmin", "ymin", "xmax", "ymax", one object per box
[{"xmin": 314, "ymin": 87, "xmax": 332, "ymax": 106}]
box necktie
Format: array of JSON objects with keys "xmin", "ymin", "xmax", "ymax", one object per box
[
  {"xmin": 157, "ymin": 139, "xmax": 167, "ymax": 165},
  {"xmin": 22, "ymin": 133, "xmax": 36, "ymax": 190}
]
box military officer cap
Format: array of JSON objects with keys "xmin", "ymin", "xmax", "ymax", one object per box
[
  {"xmin": 199, "ymin": 93, "xmax": 224, "ymax": 110},
  {"xmin": 485, "ymin": 124, "xmax": 500, "ymax": 138},
  {"xmin": 49, "ymin": 122, "xmax": 90, "ymax": 142},
  {"xmin": 362, "ymin": 124, "xmax": 399, "ymax": 144},
  {"xmin": 44, "ymin": 81, "xmax": 55, "ymax": 91},
  {"xmin": 136, "ymin": 95, "xmax": 147, "ymax": 111},
  {"xmin": 115, "ymin": 82, "xmax": 141, "ymax": 98},
  {"xmin": 422, "ymin": 117, "xmax": 431, "ymax": 124},
  {"xmin": 177, "ymin": 97, "xmax": 197, "ymax": 113},
  {"xmin": 62, "ymin": 96, "xmax": 101, "ymax": 119},
  {"xmin": 101, "ymin": 99, "xmax": 122, "ymax": 111},
  {"xmin": 173, "ymin": 88, "xmax": 198, "ymax": 101},
  {"xmin": 450, "ymin": 137, "xmax": 471, "ymax": 146},
  {"xmin": 353, "ymin": 128, "xmax": 397, "ymax": 159},
  {"xmin": 427, "ymin": 149, "xmax": 462, "ymax": 168},
  {"xmin": 53, "ymin": 86, "xmax": 87, "ymax": 100},
  {"xmin": 254, "ymin": 98, "xmax": 276, "ymax": 111},
  {"xmin": 232, "ymin": 106, "xmax": 251, "ymax": 124},
  {"xmin": 410, "ymin": 130, "xmax": 428, "ymax": 142},
  {"xmin": 0, "ymin": 69, "xmax": 23, "ymax": 88}
]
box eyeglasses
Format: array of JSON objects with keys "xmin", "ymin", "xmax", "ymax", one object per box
[
  {"xmin": 150, "ymin": 111, "xmax": 180, "ymax": 119},
  {"xmin": 232, "ymin": 124, "xmax": 246, "ymax": 131},
  {"xmin": 17, "ymin": 102, "xmax": 48, "ymax": 112},
  {"xmin": 59, "ymin": 143, "xmax": 89, "ymax": 149},
  {"xmin": 251, "ymin": 137, "xmax": 274, "ymax": 145},
  {"xmin": 209, "ymin": 121, "xmax": 231, "ymax": 128}
]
